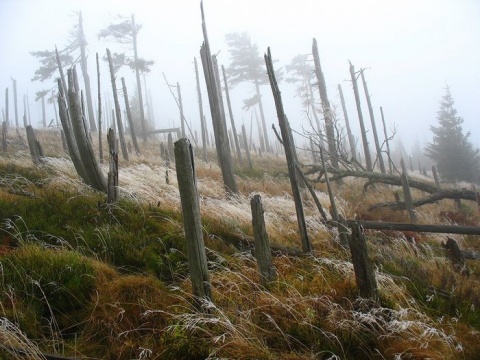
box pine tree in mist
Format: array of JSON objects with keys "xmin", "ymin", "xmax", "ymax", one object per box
[{"xmin": 425, "ymin": 87, "xmax": 480, "ymax": 183}]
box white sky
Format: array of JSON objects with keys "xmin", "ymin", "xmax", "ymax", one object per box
[{"xmin": 0, "ymin": 0, "xmax": 479, "ymax": 153}]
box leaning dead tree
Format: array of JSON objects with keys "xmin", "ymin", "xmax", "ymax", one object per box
[
  {"xmin": 312, "ymin": 38, "xmax": 338, "ymax": 169},
  {"xmin": 199, "ymin": 1, "xmax": 238, "ymax": 195},
  {"xmin": 265, "ymin": 47, "xmax": 312, "ymax": 253}
]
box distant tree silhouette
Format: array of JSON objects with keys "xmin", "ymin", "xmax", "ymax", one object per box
[
  {"xmin": 98, "ymin": 14, "xmax": 153, "ymax": 143},
  {"xmin": 425, "ymin": 86, "xmax": 480, "ymax": 183},
  {"xmin": 225, "ymin": 32, "xmax": 282, "ymax": 152},
  {"xmin": 31, "ymin": 12, "xmax": 97, "ymax": 130}
]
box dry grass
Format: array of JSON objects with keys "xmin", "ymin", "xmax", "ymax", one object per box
[{"xmin": 0, "ymin": 128, "xmax": 479, "ymax": 359}]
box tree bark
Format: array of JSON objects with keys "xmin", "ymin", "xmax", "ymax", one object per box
[
  {"xmin": 107, "ymin": 128, "xmax": 118, "ymax": 204},
  {"xmin": 265, "ymin": 47, "xmax": 312, "ymax": 253},
  {"xmin": 400, "ymin": 158, "xmax": 417, "ymax": 223}
]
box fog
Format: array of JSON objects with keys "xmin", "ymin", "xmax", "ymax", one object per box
[{"xmin": 1, "ymin": 0, "xmax": 479, "ymax": 155}]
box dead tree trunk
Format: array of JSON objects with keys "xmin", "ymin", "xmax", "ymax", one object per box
[
  {"xmin": 11, "ymin": 79, "xmax": 18, "ymax": 128},
  {"xmin": 242, "ymin": 124, "xmax": 253, "ymax": 169},
  {"xmin": 174, "ymin": 138, "xmax": 212, "ymax": 308},
  {"xmin": 380, "ymin": 107, "xmax": 393, "ymax": 174},
  {"xmin": 177, "ymin": 82, "xmax": 186, "ymax": 138},
  {"xmin": 222, "ymin": 65, "xmax": 242, "ymax": 162},
  {"xmin": 131, "ymin": 14, "xmax": 147, "ymax": 144},
  {"xmin": 4, "ymin": 88, "xmax": 9, "ymax": 127},
  {"xmin": 107, "ymin": 128, "xmax": 118, "ymax": 204},
  {"xmin": 312, "ymin": 38, "xmax": 338, "ymax": 169},
  {"xmin": 251, "ymin": 194, "xmax": 276, "ymax": 287},
  {"xmin": 67, "ymin": 68, "xmax": 107, "ymax": 192},
  {"xmin": 199, "ymin": 3, "xmax": 238, "ymax": 195},
  {"xmin": 348, "ymin": 222, "xmax": 379, "ymax": 303},
  {"xmin": 106, "ymin": 48, "xmax": 129, "ymax": 161},
  {"xmin": 57, "ymin": 79, "xmax": 88, "ymax": 183},
  {"xmin": 432, "ymin": 166, "xmax": 440, "ymax": 187},
  {"xmin": 96, "ymin": 53, "xmax": 103, "ymax": 164},
  {"xmin": 25, "ymin": 125, "xmax": 44, "ymax": 165},
  {"xmin": 338, "ymin": 84, "xmax": 357, "ymax": 162},
  {"xmin": 194, "ymin": 57, "xmax": 208, "ymax": 162},
  {"xmin": 400, "ymin": 158, "xmax": 417, "ymax": 223},
  {"xmin": 361, "ymin": 70, "xmax": 385, "ymax": 173},
  {"xmin": 2, "ymin": 121, "xmax": 6, "ymax": 152},
  {"xmin": 349, "ymin": 62, "xmax": 372, "ymax": 171},
  {"xmin": 265, "ymin": 47, "xmax": 312, "ymax": 253},
  {"xmin": 121, "ymin": 77, "xmax": 140, "ymax": 156}
]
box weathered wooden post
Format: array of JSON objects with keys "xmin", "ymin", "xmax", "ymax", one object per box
[
  {"xmin": 174, "ymin": 138, "xmax": 212, "ymax": 308},
  {"xmin": 107, "ymin": 128, "xmax": 118, "ymax": 204},
  {"xmin": 400, "ymin": 158, "xmax": 417, "ymax": 223},
  {"xmin": 348, "ymin": 222, "xmax": 379, "ymax": 303},
  {"xmin": 251, "ymin": 194, "xmax": 276, "ymax": 287}
]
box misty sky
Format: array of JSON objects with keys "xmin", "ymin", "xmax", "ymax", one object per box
[{"xmin": 0, "ymin": 0, "xmax": 479, "ymax": 154}]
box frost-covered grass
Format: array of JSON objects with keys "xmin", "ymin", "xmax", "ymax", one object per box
[{"xmin": 0, "ymin": 129, "xmax": 479, "ymax": 359}]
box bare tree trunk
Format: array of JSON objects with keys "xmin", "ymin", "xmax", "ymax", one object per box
[
  {"xmin": 194, "ymin": 57, "xmax": 208, "ymax": 162},
  {"xmin": 361, "ymin": 70, "xmax": 385, "ymax": 173},
  {"xmin": 177, "ymin": 82, "xmax": 186, "ymax": 138},
  {"xmin": 432, "ymin": 166, "xmax": 440, "ymax": 187},
  {"xmin": 4, "ymin": 88, "xmax": 8, "ymax": 126},
  {"xmin": 349, "ymin": 62, "xmax": 372, "ymax": 171},
  {"xmin": 200, "ymin": 3, "xmax": 238, "ymax": 195},
  {"xmin": 96, "ymin": 53, "xmax": 103, "ymax": 164},
  {"xmin": 312, "ymin": 38, "xmax": 338, "ymax": 169},
  {"xmin": 380, "ymin": 107, "xmax": 393, "ymax": 174},
  {"xmin": 242, "ymin": 124, "xmax": 252, "ymax": 169},
  {"xmin": 106, "ymin": 48, "xmax": 129, "ymax": 161},
  {"xmin": 107, "ymin": 128, "xmax": 118, "ymax": 204},
  {"xmin": 338, "ymin": 84, "xmax": 357, "ymax": 162},
  {"xmin": 400, "ymin": 158, "xmax": 417, "ymax": 223},
  {"xmin": 12, "ymin": 79, "xmax": 18, "ymax": 128},
  {"xmin": 25, "ymin": 125, "xmax": 44, "ymax": 165},
  {"xmin": 121, "ymin": 77, "xmax": 140, "ymax": 156},
  {"xmin": 222, "ymin": 65, "xmax": 242, "ymax": 162},
  {"xmin": 251, "ymin": 194, "xmax": 276, "ymax": 287},
  {"xmin": 41, "ymin": 94, "xmax": 46, "ymax": 127},
  {"xmin": 132, "ymin": 14, "xmax": 147, "ymax": 143},
  {"xmin": 78, "ymin": 12, "xmax": 96, "ymax": 131},
  {"xmin": 265, "ymin": 47, "xmax": 311, "ymax": 253},
  {"xmin": 174, "ymin": 138, "xmax": 212, "ymax": 308},
  {"xmin": 2, "ymin": 121, "xmax": 6, "ymax": 152}
]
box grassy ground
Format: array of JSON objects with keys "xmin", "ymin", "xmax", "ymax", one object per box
[{"xmin": 0, "ymin": 129, "xmax": 479, "ymax": 359}]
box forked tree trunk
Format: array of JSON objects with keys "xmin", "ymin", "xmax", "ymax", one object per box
[{"xmin": 265, "ymin": 47, "xmax": 311, "ymax": 253}]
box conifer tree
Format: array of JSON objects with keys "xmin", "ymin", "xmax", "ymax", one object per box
[{"xmin": 425, "ymin": 87, "xmax": 479, "ymax": 183}]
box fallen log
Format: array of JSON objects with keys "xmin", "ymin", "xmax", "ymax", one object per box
[
  {"xmin": 345, "ymin": 220, "xmax": 480, "ymax": 236},
  {"xmin": 369, "ymin": 188, "xmax": 478, "ymax": 211}
]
